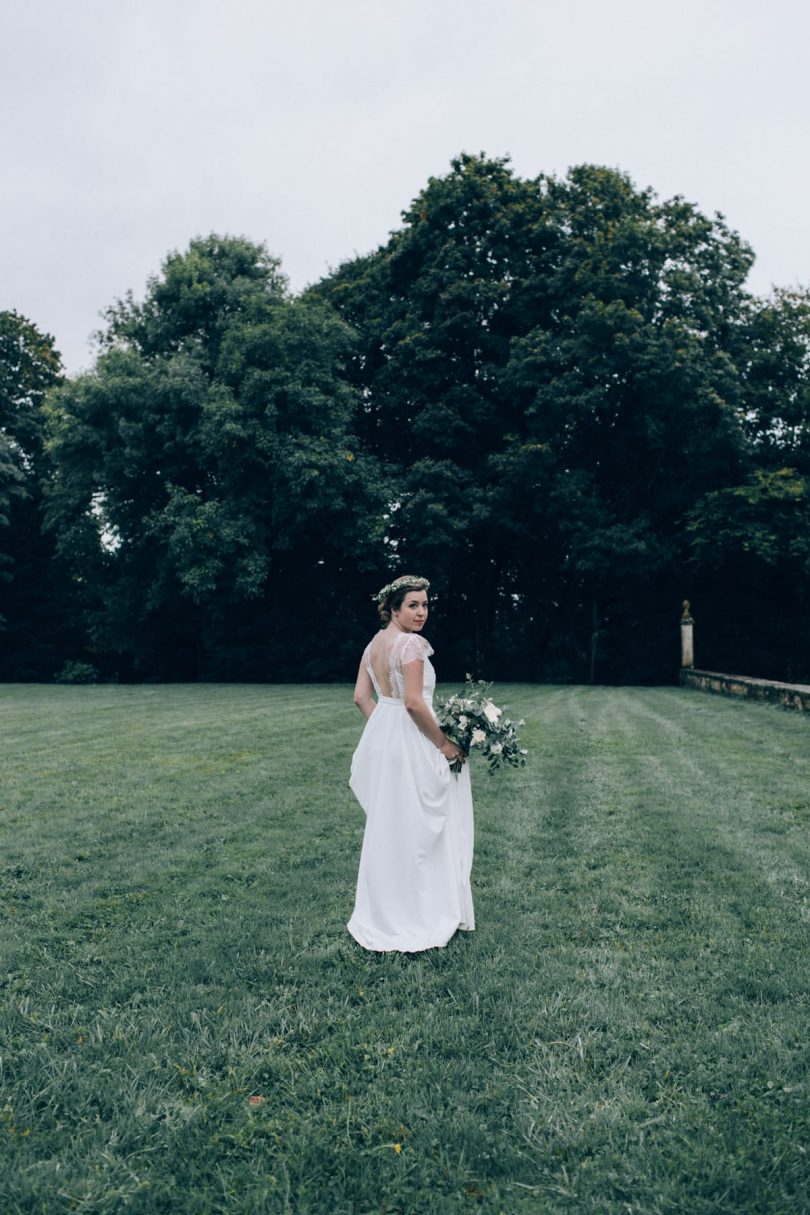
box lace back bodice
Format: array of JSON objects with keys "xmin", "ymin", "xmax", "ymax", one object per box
[{"xmin": 365, "ymin": 631, "xmax": 435, "ymax": 700}]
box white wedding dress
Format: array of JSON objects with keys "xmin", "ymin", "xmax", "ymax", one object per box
[{"xmin": 348, "ymin": 631, "xmax": 475, "ymax": 952}]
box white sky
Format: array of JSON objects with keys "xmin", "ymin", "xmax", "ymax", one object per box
[{"xmin": 2, "ymin": 0, "xmax": 809, "ymax": 375}]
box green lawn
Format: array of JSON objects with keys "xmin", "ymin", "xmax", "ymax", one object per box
[{"xmin": 1, "ymin": 683, "xmax": 808, "ymax": 1214}]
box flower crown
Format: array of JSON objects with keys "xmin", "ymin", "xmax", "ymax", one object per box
[{"xmin": 373, "ymin": 575, "xmax": 430, "ymax": 604}]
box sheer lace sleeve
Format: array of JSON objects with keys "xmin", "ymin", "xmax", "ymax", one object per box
[{"xmin": 397, "ymin": 634, "xmax": 434, "ymax": 667}]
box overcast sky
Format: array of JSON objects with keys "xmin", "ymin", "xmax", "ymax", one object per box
[{"xmin": 3, "ymin": 0, "xmax": 809, "ymax": 375}]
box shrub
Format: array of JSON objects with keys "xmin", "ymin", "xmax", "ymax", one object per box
[{"xmin": 54, "ymin": 660, "xmax": 101, "ymax": 684}]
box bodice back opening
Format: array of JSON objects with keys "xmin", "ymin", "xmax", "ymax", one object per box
[{"xmin": 365, "ymin": 630, "xmax": 435, "ymax": 701}]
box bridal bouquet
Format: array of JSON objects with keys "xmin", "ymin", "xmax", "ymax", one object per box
[{"xmin": 436, "ymin": 676, "xmax": 528, "ymax": 775}]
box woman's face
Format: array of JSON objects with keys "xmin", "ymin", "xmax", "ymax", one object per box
[{"xmin": 392, "ymin": 590, "xmax": 428, "ymax": 632}]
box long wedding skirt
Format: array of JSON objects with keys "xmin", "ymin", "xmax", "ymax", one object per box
[{"xmin": 348, "ymin": 693, "xmax": 475, "ymax": 952}]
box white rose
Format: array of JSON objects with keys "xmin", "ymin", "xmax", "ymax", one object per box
[
  {"xmin": 458, "ymin": 715, "xmax": 468, "ymax": 729},
  {"xmin": 490, "ymin": 742, "xmax": 503, "ymax": 754},
  {"xmin": 482, "ymin": 701, "xmax": 501, "ymax": 725},
  {"xmin": 471, "ymin": 728, "xmax": 486, "ymax": 746}
]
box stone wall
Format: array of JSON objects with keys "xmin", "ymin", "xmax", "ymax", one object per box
[{"xmin": 680, "ymin": 668, "xmax": 810, "ymax": 713}]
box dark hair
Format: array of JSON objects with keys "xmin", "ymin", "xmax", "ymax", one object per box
[{"xmin": 378, "ymin": 576, "xmax": 428, "ymax": 626}]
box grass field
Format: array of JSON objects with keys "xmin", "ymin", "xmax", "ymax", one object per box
[{"xmin": 1, "ymin": 682, "xmax": 809, "ymax": 1214}]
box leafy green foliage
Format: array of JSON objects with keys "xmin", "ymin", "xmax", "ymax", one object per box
[
  {"xmin": 686, "ymin": 468, "xmax": 810, "ymax": 680},
  {"xmin": 0, "ymin": 311, "xmax": 81, "ymax": 676},
  {"xmin": 54, "ymin": 659, "xmax": 102, "ymax": 684},
  {"xmin": 45, "ymin": 237, "xmax": 386, "ymax": 678},
  {"xmin": 318, "ymin": 156, "xmax": 761, "ymax": 681},
  {"xmin": 689, "ymin": 467, "xmax": 810, "ymax": 570},
  {"xmin": 4, "ymin": 157, "xmax": 810, "ymax": 681},
  {"xmin": 737, "ymin": 289, "xmax": 810, "ymax": 473}
]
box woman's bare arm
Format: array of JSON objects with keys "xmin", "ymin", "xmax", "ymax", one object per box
[
  {"xmin": 353, "ymin": 658, "xmax": 376, "ymax": 720},
  {"xmin": 402, "ymin": 660, "xmax": 463, "ymax": 760}
]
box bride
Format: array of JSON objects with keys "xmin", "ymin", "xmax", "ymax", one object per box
[{"xmin": 347, "ymin": 575, "xmax": 475, "ymax": 952}]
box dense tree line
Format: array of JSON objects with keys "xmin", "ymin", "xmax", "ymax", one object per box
[{"xmin": 1, "ymin": 156, "xmax": 808, "ymax": 683}]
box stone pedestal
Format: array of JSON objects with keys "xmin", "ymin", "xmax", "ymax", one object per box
[{"xmin": 680, "ymin": 600, "xmax": 694, "ymax": 669}]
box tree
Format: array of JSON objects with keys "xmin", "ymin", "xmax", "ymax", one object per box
[
  {"xmin": 0, "ymin": 430, "xmax": 24, "ymax": 617},
  {"xmin": 680, "ymin": 289, "xmax": 810, "ymax": 681},
  {"xmin": 687, "ymin": 468, "xmax": 810, "ymax": 680},
  {"xmin": 315, "ymin": 155, "xmax": 564, "ymax": 673},
  {"xmin": 46, "ymin": 236, "xmax": 384, "ymax": 679},
  {"xmin": 0, "ymin": 311, "xmax": 77, "ymax": 678},
  {"xmin": 737, "ymin": 288, "xmax": 810, "ymax": 473},
  {"xmin": 317, "ymin": 156, "xmax": 754, "ymax": 680}
]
